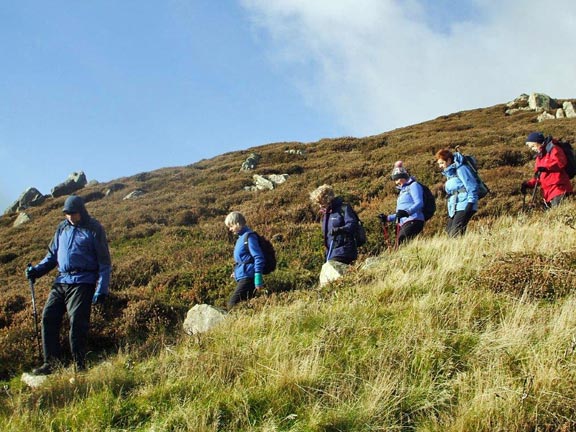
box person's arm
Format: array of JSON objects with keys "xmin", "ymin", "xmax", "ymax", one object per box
[
  {"xmin": 247, "ymin": 233, "xmax": 265, "ymax": 288},
  {"xmin": 93, "ymin": 223, "xmax": 112, "ymax": 296}
]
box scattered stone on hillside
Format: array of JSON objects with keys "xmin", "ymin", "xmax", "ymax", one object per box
[
  {"xmin": 506, "ymin": 93, "xmax": 529, "ymax": 108},
  {"xmin": 563, "ymin": 101, "xmax": 576, "ymax": 118},
  {"xmin": 528, "ymin": 92, "xmax": 560, "ymax": 111},
  {"xmin": 104, "ymin": 183, "xmax": 126, "ymax": 196},
  {"xmin": 240, "ymin": 153, "xmax": 261, "ymax": 171},
  {"xmin": 319, "ymin": 260, "xmax": 350, "ymax": 287},
  {"xmin": 123, "ymin": 189, "xmax": 146, "ymax": 200},
  {"xmin": 86, "ymin": 180, "xmax": 99, "ymax": 187},
  {"xmin": 21, "ymin": 372, "xmax": 48, "ymax": 389},
  {"xmin": 537, "ymin": 111, "xmax": 556, "ymax": 122},
  {"xmin": 51, "ymin": 171, "xmax": 87, "ymax": 198},
  {"xmin": 284, "ymin": 149, "xmax": 306, "ymax": 156},
  {"xmin": 4, "ymin": 187, "xmax": 46, "ymax": 214},
  {"xmin": 556, "ymin": 108, "xmax": 566, "ymax": 119},
  {"xmin": 13, "ymin": 212, "xmax": 31, "ymax": 227},
  {"xmin": 244, "ymin": 174, "xmax": 290, "ymax": 191},
  {"xmin": 183, "ymin": 304, "xmax": 227, "ymax": 335}
]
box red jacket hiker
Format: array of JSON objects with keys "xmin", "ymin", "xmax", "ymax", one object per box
[{"xmin": 523, "ymin": 133, "xmax": 573, "ymax": 205}]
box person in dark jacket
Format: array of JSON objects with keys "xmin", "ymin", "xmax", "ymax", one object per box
[
  {"xmin": 309, "ymin": 184, "xmax": 358, "ymax": 264},
  {"xmin": 380, "ymin": 161, "xmax": 425, "ymax": 246},
  {"xmin": 25, "ymin": 195, "xmax": 111, "ymax": 375},
  {"xmin": 521, "ymin": 131, "xmax": 573, "ymax": 208},
  {"xmin": 224, "ymin": 211, "xmax": 265, "ymax": 308},
  {"xmin": 435, "ymin": 149, "xmax": 479, "ymax": 237}
]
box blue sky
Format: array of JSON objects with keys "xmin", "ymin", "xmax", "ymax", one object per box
[{"xmin": 1, "ymin": 0, "xmax": 575, "ymax": 211}]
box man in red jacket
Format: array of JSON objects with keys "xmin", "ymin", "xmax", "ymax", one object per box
[{"xmin": 521, "ymin": 132, "xmax": 573, "ymax": 208}]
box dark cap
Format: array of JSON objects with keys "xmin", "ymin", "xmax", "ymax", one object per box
[
  {"xmin": 62, "ymin": 195, "xmax": 85, "ymax": 214},
  {"xmin": 526, "ymin": 132, "xmax": 545, "ymax": 144}
]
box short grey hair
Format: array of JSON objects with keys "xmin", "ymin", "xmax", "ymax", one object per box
[{"xmin": 225, "ymin": 211, "xmax": 246, "ymax": 228}]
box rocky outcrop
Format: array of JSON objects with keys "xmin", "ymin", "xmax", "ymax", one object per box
[
  {"xmin": 13, "ymin": 212, "xmax": 31, "ymax": 227},
  {"xmin": 51, "ymin": 171, "xmax": 87, "ymax": 198},
  {"xmin": 244, "ymin": 174, "xmax": 289, "ymax": 191},
  {"xmin": 240, "ymin": 153, "xmax": 261, "ymax": 171},
  {"xmin": 4, "ymin": 187, "xmax": 46, "ymax": 214},
  {"xmin": 506, "ymin": 92, "xmax": 576, "ymax": 121}
]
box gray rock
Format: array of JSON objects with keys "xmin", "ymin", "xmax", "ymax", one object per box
[
  {"xmin": 528, "ymin": 92, "xmax": 559, "ymax": 112},
  {"xmin": 563, "ymin": 101, "xmax": 576, "ymax": 118},
  {"xmin": 21, "ymin": 372, "xmax": 48, "ymax": 388},
  {"xmin": 240, "ymin": 153, "xmax": 261, "ymax": 171},
  {"xmin": 556, "ymin": 108, "xmax": 566, "ymax": 118},
  {"xmin": 537, "ymin": 111, "xmax": 556, "ymax": 122},
  {"xmin": 319, "ymin": 260, "xmax": 350, "ymax": 287},
  {"xmin": 13, "ymin": 212, "xmax": 31, "ymax": 227},
  {"xmin": 123, "ymin": 189, "xmax": 146, "ymax": 200},
  {"xmin": 4, "ymin": 187, "xmax": 45, "ymax": 214},
  {"xmin": 183, "ymin": 304, "xmax": 226, "ymax": 335},
  {"xmin": 51, "ymin": 171, "xmax": 87, "ymax": 198},
  {"xmin": 253, "ymin": 174, "xmax": 275, "ymax": 190}
]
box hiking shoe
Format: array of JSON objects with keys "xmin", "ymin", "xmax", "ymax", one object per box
[{"xmin": 31, "ymin": 363, "xmax": 53, "ymax": 376}]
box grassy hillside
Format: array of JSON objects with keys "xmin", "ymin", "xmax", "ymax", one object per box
[
  {"xmin": 2, "ymin": 203, "xmax": 576, "ymax": 431},
  {"xmin": 1, "ymin": 99, "xmax": 576, "ymax": 429}
]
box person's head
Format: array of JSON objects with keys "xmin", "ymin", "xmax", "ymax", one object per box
[
  {"xmin": 309, "ymin": 184, "xmax": 335, "ymax": 210},
  {"xmin": 525, "ymin": 131, "xmax": 545, "ymax": 153},
  {"xmin": 224, "ymin": 211, "xmax": 246, "ymax": 234},
  {"xmin": 62, "ymin": 195, "xmax": 85, "ymax": 225},
  {"xmin": 435, "ymin": 149, "xmax": 454, "ymax": 170},
  {"xmin": 390, "ymin": 160, "xmax": 410, "ymax": 186}
]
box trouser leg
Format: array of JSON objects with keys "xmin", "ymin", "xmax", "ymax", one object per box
[
  {"xmin": 398, "ymin": 220, "xmax": 424, "ymax": 245},
  {"xmin": 65, "ymin": 283, "xmax": 96, "ymax": 370},
  {"xmin": 228, "ymin": 278, "xmax": 256, "ymax": 308},
  {"xmin": 41, "ymin": 284, "xmax": 67, "ymax": 364},
  {"xmin": 446, "ymin": 210, "xmax": 474, "ymax": 237}
]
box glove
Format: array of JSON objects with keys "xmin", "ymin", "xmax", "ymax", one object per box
[
  {"xmin": 92, "ymin": 293, "xmax": 108, "ymax": 305},
  {"xmin": 465, "ymin": 202, "xmax": 475, "ymax": 215},
  {"xmin": 377, "ymin": 213, "xmax": 387, "ymax": 223},
  {"xmin": 536, "ymin": 166, "xmax": 548, "ymax": 173},
  {"xmin": 25, "ymin": 265, "xmax": 39, "ymax": 281},
  {"xmin": 395, "ymin": 210, "xmax": 409, "ymax": 220},
  {"xmin": 330, "ymin": 227, "xmax": 345, "ymax": 236},
  {"xmin": 520, "ymin": 182, "xmax": 529, "ymax": 195}
]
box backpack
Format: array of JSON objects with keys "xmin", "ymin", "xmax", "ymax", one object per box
[
  {"xmin": 460, "ymin": 153, "xmax": 490, "ymax": 199},
  {"xmin": 339, "ymin": 205, "xmax": 367, "ymax": 247},
  {"xmin": 244, "ymin": 232, "xmax": 277, "ymax": 274},
  {"xmin": 417, "ymin": 182, "xmax": 436, "ymax": 221},
  {"xmin": 551, "ymin": 139, "xmax": 576, "ymax": 179}
]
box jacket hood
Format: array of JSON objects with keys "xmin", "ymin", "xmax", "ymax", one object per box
[{"xmin": 62, "ymin": 195, "xmax": 90, "ymax": 221}]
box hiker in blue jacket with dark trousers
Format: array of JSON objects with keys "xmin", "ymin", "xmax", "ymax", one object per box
[
  {"xmin": 25, "ymin": 195, "xmax": 111, "ymax": 375},
  {"xmin": 309, "ymin": 184, "xmax": 358, "ymax": 264},
  {"xmin": 225, "ymin": 211, "xmax": 265, "ymax": 308},
  {"xmin": 435, "ymin": 149, "xmax": 479, "ymax": 237},
  {"xmin": 380, "ymin": 161, "xmax": 425, "ymax": 246}
]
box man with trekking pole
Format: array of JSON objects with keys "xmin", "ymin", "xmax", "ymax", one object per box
[
  {"xmin": 521, "ymin": 132, "xmax": 573, "ymax": 208},
  {"xmin": 25, "ymin": 195, "xmax": 111, "ymax": 375}
]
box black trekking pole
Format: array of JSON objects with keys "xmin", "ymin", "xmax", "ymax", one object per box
[
  {"xmin": 27, "ymin": 264, "xmax": 43, "ymax": 362},
  {"xmin": 531, "ymin": 173, "xmax": 541, "ymax": 209}
]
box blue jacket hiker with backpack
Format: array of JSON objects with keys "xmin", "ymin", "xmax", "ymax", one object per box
[
  {"xmin": 436, "ymin": 149, "xmax": 479, "ymax": 237},
  {"xmin": 224, "ymin": 211, "xmax": 265, "ymax": 308}
]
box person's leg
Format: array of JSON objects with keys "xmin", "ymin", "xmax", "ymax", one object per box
[
  {"xmin": 41, "ymin": 284, "xmax": 67, "ymax": 367},
  {"xmin": 548, "ymin": 193, "xmax": 566, "ymax": 208},
  {"xmin": 66, "ymin": 283, "xmax": 96, "ymax": 371},
  {"xmin": 447, "ymin": 211, "xmax": 473, "ymax": 237},
  {"xmin": 228, "ymin": 278, "xmax": 256, "ymax": 308},
  {"xmin": 397, "ymin": 220, "xmax": 424, "ymax": 245}
]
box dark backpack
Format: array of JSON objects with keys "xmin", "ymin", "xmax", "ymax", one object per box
[
  {"xmin": 460, "ymin": 154, "xmax": 490, "ymax": 199},
  {"xmin": 340, "ymin": 205, "xmax": 367, "ymax": 247},
  {"xmin": 417, "ymin": 182, "xmax": 436, "ymax": 221},
  {"xmin": 551, "ymin": 139, "xmax": 576, "ymax": 179},
  {"xmin": 244, "ymin": 232, "xmax": 277, "ymax": 274}
]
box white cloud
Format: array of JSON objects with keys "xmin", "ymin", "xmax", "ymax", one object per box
[{"xmin": 240, "ymin": 0, "xmax": 576, "ymax": 135}]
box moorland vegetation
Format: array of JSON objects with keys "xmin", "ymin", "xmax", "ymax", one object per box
[{"xmin": 1, "ymin": 99, "xmax": 576, "ymax": 430}]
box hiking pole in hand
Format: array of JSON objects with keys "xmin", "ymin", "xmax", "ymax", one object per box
[{"xmin": 27, "ymin": 264, "xmax": 43, "ymax": 363}]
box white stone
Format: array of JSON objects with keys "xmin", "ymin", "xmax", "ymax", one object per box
[{"xmin": 183, "ymin": 304, "xmax": 226, "ymax": 335}]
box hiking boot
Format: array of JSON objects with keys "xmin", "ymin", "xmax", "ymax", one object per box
[{"xmin": 31, "ymin": 363, "xmax": 53, "ymax": 376}]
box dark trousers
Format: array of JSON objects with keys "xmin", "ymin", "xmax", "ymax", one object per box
[
  {"xmin": 446, "ymin": 210, "xmax": 475, "ymax": 237},
  {"xmin": 228, "ymin": 278, "xmax": 256, "ymax": 308},
  {"xmin": 397, "ymin": 220, "xmax": 425, "ymax": 245},
  {"xmin": 42, "ymin": 283, "xmax": 95, "ymax": 369}
]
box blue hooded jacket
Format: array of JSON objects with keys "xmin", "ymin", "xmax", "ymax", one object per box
[
  {"xmin": 387, "ymin": 177, "xmax": 425, "ymax": 224},
  {"xmin": 233, "ymin": 226, "xmax": 265, "ymax": 281},
  {"xmin": 322, "ymin": 197, "xmax": 358, "ymax": 262},
  {"xmin": 33, "ymin": 196, "xmax": 112, "ymax": 296},
  {"xmin": 442, "ymin": 152, "xmax": 479, "ymax": 217}
]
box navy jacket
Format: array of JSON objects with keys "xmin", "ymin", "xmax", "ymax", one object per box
[
  {"xmin": 34, "ymin": 200, "xmax": 111, "ymax": 296},
  {"xmin": 321, "ymin": 197, "xmax": 358, "ymax": 262}
]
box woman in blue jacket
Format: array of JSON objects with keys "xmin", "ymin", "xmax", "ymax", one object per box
[
  {"xmin": 309, "ymin": 184, "xmax": 358, "ymax": 264},
  {"xmin": 224, "ymin": 211, "xmax": 265, "ymax": 308},
  {"xmin": 382, "ymin": 161, "xmax": 425, "ymax": 245},
  {"xmin": 435, "ymin": 149, "xmax": 479, "ymax": 237}
]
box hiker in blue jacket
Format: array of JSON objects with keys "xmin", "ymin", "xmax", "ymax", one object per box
[
  {"xmin": 25, "ymin": 195, "xmax": 111, "ymax": 375},
  {"xmin": 435, "ymin": 149, "xmax": 479, "ymax": 237},
  {"xmin": 224, "ymin": 211, "xmax": 265, "ymax": 308},
  {"xmin": 309, "ymin": 184, "xmax": 358, "ymax": 264},
  {"xmin": 380, "ymin": 161, "xmax": 425, "ymax": 245}
]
